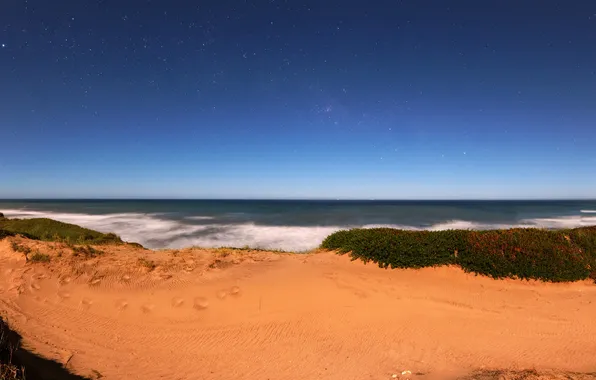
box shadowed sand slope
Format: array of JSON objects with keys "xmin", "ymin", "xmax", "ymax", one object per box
[{"xmin": 0, "ymin": 238, "xmax": 595, "ymax": 380}]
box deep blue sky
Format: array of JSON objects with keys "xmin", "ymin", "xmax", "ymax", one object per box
[{"xmin": 1, "ymin": 1, "xmax": 595, "ymax": 199}]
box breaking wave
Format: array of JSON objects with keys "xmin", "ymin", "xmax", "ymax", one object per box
[{"xmin": 2, "ymin": 209, "xmax": 595, "ymax": 252}]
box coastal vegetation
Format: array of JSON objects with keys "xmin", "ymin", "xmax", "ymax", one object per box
[
  {"xmin": 0, "ymin": 338, "xmax": 24, "ymax": 380},
  {"xmin": 1, "ymin": 318, "xmax": 89, "ymax": 380},
  {"xmin": 70, "ymin": 245, "xmax": 104, "ymax": 258},
  {"xmin": 9, "ymin": 242, "xmax": 31, "ymax": 255},
  {"xmin": 28, "ymin": 251, "xmax": 52, "ymax": 263},
  {"xmin": 0, "ymin": 217, "xmax": 124, "ymax": 245},
  {"xmin": 1, "ymin": 215, "xmax": 595, "ymax": 283},
  {"xmin": 138, "ymin": 257, "xmax": 157, "ymax": 271},
  {"xmin": 321, "ymin": 227, "xmax": 596, "ymax": 283},
  {"xmin": 1, "ymin": 215, "xmax": 596, "ymax": 378}
]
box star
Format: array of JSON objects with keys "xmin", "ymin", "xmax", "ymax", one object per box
[{"xmin": 1, "ymin": 44, "xmax": 5, "ymax": 48}]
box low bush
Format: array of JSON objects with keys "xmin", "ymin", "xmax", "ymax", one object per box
[
  {"xmin": 138, "ymin": 257, "xmax": 156, "ymax": 271},
  {"xmin": 0, "ymin": 230, "xmax": 15, "ymax": 240},
  {"xmin": 567, "ymin": 226, "xmax": 596, "ymax": 280},
  {"xmin": 29, "ymin": 251, "xmax": 51, "ymax": 263},
  {"xmin": 71, "ymin": 245, "xmax": 103, "ymax": 258},
  {"xmin": 459, "ymin": 229, "xmax": 591, "ymax": 282},
  {"xmin": 567, "ymin": 226, "xmax": 596, "ymax": 257},
  {"xmin": 321, "ymin": 227, "xmax": 596, "ymax": 282},
  {"xmin": 322, "ymin": 228, "xmax": 466, "ymax": 269},
  {"xmin": 10, "ymin": 242, "xmax": 31, "ymax": 255},
  {"xmin": 1, "ymin": 319, "xmax": 24, "ymax": 380},
  {"xmin": 0, "ymin": 218, "xmax": 123, "ymax": 245},
  {"xmin": 1, "ymin": 317, "xmax": 88, "ymax": 380},
  {"xmin": 127, "ymin": 242, "xmax": 145, "ymax": 249},
  {"xmin": 0, "ymin": 229, "xmax": 36, "ymax": 241}
]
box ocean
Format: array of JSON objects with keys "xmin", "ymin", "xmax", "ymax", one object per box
[{"xmin": 1, "ymin": 200, "xmax": 595, "ymax": 251}]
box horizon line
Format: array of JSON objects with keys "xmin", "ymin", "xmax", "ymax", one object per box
[{"xmin": 1, "ymin": 198, "xmax": 595, "ymax": 202}]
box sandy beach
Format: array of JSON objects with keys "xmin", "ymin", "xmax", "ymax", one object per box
[{"xmin": 1, "ymin": 237, "xmax": 596, "ymax": 380}]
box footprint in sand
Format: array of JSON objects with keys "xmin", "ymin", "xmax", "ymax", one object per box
[
  {"xmin": 0, "ymin": 287, "xmax": 4, "ymax": 294},
  {"xmin": 171, "ymin": 297, "xmax": 185, "ymax": 308},
  {"xmin": 141, "ymin": 304, "xmax": 155, "ymax": 314},
  {"xmin": 31, "ymin": 283, "xmax": 41, "ymax": 291},
  {"xmin": 216, "ymin": 290, "xmax": 228, "ymax": 300},
  {"xmin": 121, "ymin": 274, "xmax": 131, "ymax": 282},
  {"xmin": 60, "ymin": 276, "xmax": 72, "ymax": 286},
  {"xmin": 116, "ymin": 299, "xmax": 128, "ymax": 311},
  {"xmin": 33, "ymin": 273, "xmax": 46, "ymax": 280},
  {"xmin": 81, "ymin": 298, "xmax": 93, "ymax": 310},
  {"xmin": 193, "ymin": 297, "xmax": 209, "ymax": 310},
  {"xmin": 230, "ymin": 286, "xmax": 241, "ymax": 297},
  {"xmin": 89, "ymin": 278, "xmax": 101, "ymax": 286},
  {"xmin": 57, "ymin": 291, "xmax": 71, "ymax": 300}
]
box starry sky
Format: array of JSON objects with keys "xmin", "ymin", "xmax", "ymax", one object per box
[{"xmin": 1, "ymin": 0, "xmax": 595, "ymax": 199}]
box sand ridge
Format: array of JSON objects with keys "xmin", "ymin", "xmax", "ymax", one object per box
[{"xmin": 1, "ymin": 237, "xmax": 596, "ymax": 380}]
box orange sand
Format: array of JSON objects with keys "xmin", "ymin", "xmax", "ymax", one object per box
[{"xmin": 1, "ymin": 237, "xmax": 595, "ymax": 380}]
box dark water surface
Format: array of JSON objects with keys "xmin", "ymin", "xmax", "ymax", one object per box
[{"xmin": 1, "ymin": 200, "xmax": 595, "ymax": 251}]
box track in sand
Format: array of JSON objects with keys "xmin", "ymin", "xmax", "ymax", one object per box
[{"xmin": 1, "ymin": 238, "xmax": 596, "ymax": 380}]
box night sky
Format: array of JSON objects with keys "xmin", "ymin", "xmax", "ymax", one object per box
[{"xmin": 1, "ymin": 1, "xmax": 595, "ymax": 199}]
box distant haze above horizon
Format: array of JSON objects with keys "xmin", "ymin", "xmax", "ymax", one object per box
[{"xmin": 1, "ymin": 1, "xmax": 595, "ymax": 199}]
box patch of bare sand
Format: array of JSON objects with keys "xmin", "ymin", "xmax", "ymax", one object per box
[{"xmin": 0, "ymin": 237, "xmax": 595, "ymax": 380}]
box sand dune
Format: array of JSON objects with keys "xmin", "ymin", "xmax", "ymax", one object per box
[{"xmin": 1, "ymin": 238, "xmax": 596, "ymax": 380}]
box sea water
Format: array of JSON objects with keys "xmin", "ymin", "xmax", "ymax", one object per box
[{"xmin": 1, "ymin": 200, "xmax": 595, "ymax": 251}]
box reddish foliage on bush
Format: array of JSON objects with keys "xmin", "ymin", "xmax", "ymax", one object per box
[{"xmin": 322, "ymin": 227, "xmax": 596, "ymax": 282}]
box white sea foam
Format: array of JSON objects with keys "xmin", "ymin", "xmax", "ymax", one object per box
[
  {"xmin": 2, "ymin": 209, "xmax": 209, "ymax": 249},
  {"xmin": 520, "ymin": 215, "xmax": 596, "ymax": 229},
  {"xmin": 185, "ymin": 216, "xmax": 215, "ymax": 220},
  {"xmin": 580, "ymin": 210, "xmax": 596, "ymax": 213},
  {"xmin": 164, "ymin": 224, "xmax": 342, "ymax": 252},
  {"xmin": 2, "ymin": 209, "xmax": 595, "ymax": 252},
  {"xmin": 428, "ymin": 220, "xmax": 515, "ymax": 231}
]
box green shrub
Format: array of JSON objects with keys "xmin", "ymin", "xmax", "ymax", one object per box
[
  {"xmin": 138, "ymin": 257, "xmax": 156, "ymax": 271},
  {"xmin": 29, "ymin": 251, "xmax": 51, "ymax": 263},
  {"xmin": 567, "ymin": 226, "xmax": 596, "ymax": 256},
  {"xmin": 127, "ymin": 242, "xmax": 145, "ymax": 249},
  {"xmin": 322, "ymin": 228, "xmax": 466, "ymax": 269},
  {"xmin": 321, "ymin": 229, "xmax": 363, "ymax": 254},
  {"xmin": 321, "ymin": 227, "xmax": 596, "ymax": 282},
  {"xmin": 459, "ymin": 229, "xmax": 591, "ymax": 282},
  {"xmin": 567, "ymin": 226, "xmax": 596, "ymax": 280},
  {"xmin": 10, "ymin": 242, "xmax": 31, "ymax": 255},
  {"xmin": 0, "ymin": 229, "xmax": 36, "ymax": 241},
  {"xmin": 71, "ymin": 245, "xmax": 103, "ymax": 258},
  {"xmin": 0, "ymin": 218, "xmax": 123, "ymax": 245},
  {"xmin": 0, "ymin": 229, "xmax": 15, "ymax": 240}
]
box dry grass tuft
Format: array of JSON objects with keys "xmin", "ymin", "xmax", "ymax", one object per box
[{"xmin": 138, "ymin": 257, "xmax": 156, "ymax": 271}]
